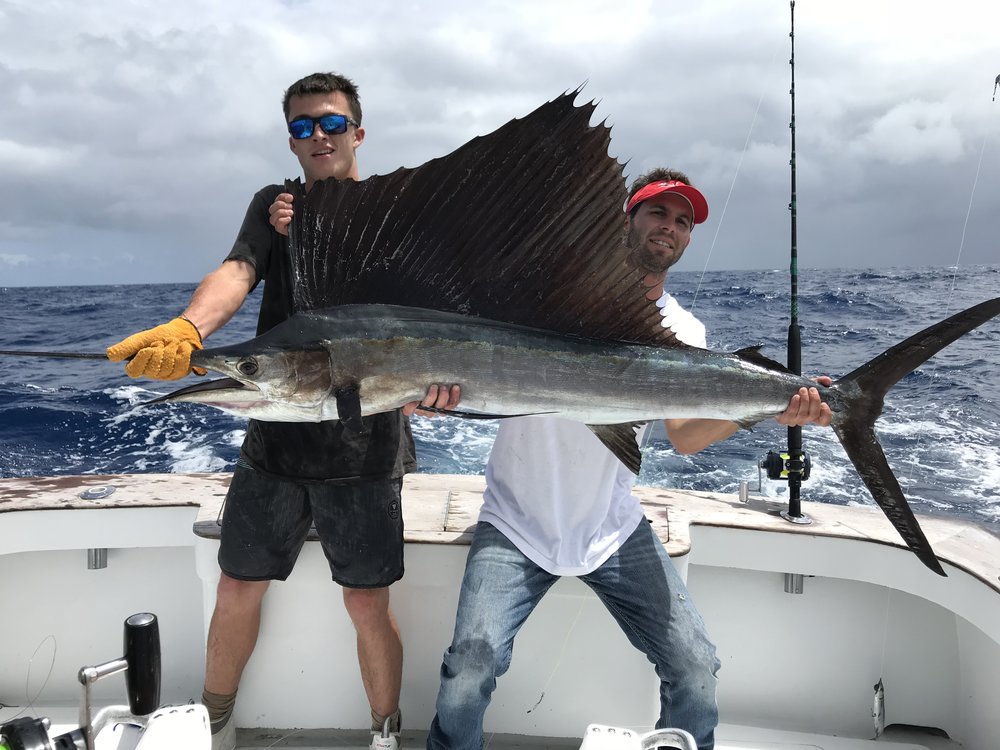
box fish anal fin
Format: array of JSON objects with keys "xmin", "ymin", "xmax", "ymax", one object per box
[{"xmin": 587, "ymin": 423, "xmax": 645, "ymax": 475}]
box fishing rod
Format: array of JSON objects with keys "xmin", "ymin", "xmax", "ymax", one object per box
[
  {"xmin": 761, "ymin": 0, "xmax": 812, "ymax": 524},
  {"xmin": 0, "ymin": 350, "xmax": 108, "ymax": 359}
]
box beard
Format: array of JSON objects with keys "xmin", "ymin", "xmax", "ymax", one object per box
[{"xmin": 623, "ymin": 225, "xmax": 681, "ymax": 274}]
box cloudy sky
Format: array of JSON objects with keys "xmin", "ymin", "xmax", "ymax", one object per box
[{"xmin": 1, "ymin": 0, "xmax": 998, "ymax": 287}]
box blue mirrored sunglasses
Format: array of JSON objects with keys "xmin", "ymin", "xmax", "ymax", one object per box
[{"xmin": 287, "ymin": 113, "xmax": 359, "ymax": 139}]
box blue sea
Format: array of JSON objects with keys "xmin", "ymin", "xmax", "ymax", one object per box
[{"xmin": 1, "ymin": 266, "xmax": 998, "ymax": 527}]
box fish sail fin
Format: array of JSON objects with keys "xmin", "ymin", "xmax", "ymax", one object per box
[
  {"xmin": 287, "ymin": 92, "xmax": 686, "ymax": 348},
  {"xmin": 831, "ymin": 296, "xmax": 1000, "ymax": 576},
  {"xmin": 587, "ymin": 423, "xmax": 646, "ymax": 474}
]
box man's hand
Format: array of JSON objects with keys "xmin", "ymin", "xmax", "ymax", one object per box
[
  {"xmin": 269, "ymin": 192, "xmax": 295, "ymax": 236},
  {"xmin": 775, "ymin": 377, "xmax": 833, "ymax": 427},
  {"xmin": 403, "ymin": 384, "xmax": 461, "ymax": 417},
  {"xmin": 106, "ymin": 317, "xmax": 207, "ymax": 380}
]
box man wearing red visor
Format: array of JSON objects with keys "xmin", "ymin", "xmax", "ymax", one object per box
[{"xmin": 426, "ymin": 169, "xmax": 831, "ymax": 750}]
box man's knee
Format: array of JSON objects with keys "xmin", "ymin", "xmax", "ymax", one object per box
[
  {"xmin": 342, "ymin": 586, "xmax": 392, "ymax": 630},
  {"xmin": 448, "ymin": 632, "xmax": 511, "ymax": 678},
  {"xmin": 215, "ymin": 573, "xmax": 270, "ymax": 609},
  {"xmin": 658, "ymin": 644, "xmax": 720, "ymax": 702}
]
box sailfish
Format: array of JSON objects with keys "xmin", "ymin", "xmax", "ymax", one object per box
[{"xmin": 63, "ymin": 92, "xmax": 1000, "ymax": 575}]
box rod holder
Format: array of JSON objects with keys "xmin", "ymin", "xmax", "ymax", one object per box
[{"xmin": 779, "ymin": 509, "xmax": 812, "ymax": 525}]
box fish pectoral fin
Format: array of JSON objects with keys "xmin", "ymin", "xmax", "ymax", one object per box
[
  {"xmin": 334, "ymin": 385, "xmax": 366, "ymax": 433},
  {"xmin": 586, "ymin": 423, "xmax": 646, "ymax": 475}
]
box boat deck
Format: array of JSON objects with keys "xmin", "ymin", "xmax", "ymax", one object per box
[
  {"xmin": 2, "ymin": 472, "xmax": 998, "ymax": 590},
  {"xmin": 233, "ymin": 724, "xmax": 961, "ymax": 749},
  {"xmin": 15, "ymin": 706, "xmax": 962, "ymax": 750},
  {"xmin": 2, "ymin": 473, "xmax": 998, "ymax": 750},
  {"xmin": 22, "ymin": 714, "xmax": 960, "ymax": 750}
]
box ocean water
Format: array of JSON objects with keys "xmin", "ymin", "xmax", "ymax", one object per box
[{"xmin": 1, "ymin": 265, "xmax": 998, "ymax": 527}]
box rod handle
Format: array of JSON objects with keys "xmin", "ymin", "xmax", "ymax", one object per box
[{"xmin": 123, "ymin": 613, "xmax": 161, "ymax": 716}]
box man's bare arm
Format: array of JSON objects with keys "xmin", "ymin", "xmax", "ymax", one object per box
[
  {"xmin": 181, "ymin": 259, "xmax": 256, "ymax": 339},
  {"xmin": 664, "ymin": 379, "xmax": 833, "ymax": 455}
]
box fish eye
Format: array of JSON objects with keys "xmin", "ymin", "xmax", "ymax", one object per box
[{"xmin": 237, "ymin": 357, "xmax": 259, "ymax": 377}]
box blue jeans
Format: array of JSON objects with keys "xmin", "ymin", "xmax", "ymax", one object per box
[{"xmin": 427, "ymin": 520, "xmax": 720, "ymax": 750}]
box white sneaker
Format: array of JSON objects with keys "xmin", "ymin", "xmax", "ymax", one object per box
[
  {"xmin": 369, "ymin": 717, "xmax": 400, "ymax": 750},
  {"xmin": 210, "ymin": 716, "xmax": 236, "ymax": 750}
]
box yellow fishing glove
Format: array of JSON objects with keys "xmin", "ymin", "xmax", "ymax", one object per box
[{"xmin": 106, "ymin": 317, "xmax": 207, "ymax": 380}]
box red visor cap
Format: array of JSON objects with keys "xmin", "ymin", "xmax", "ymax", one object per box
[{"xmin": 625, "ymin": 180, "xmax": 709, "ymax": 224}]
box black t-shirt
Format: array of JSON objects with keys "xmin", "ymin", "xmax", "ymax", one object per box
[{"xmin": 224, "ymin": 184, "xmax": 417, "ymax": 482}]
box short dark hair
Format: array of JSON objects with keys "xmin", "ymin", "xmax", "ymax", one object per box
[
  {"xmin": 282, "ymin": 72, "xmax": 362, "ymax": 124},
  {"xmin": 626, "ymin": 168, "xmax": 693, "ymax": 216}
]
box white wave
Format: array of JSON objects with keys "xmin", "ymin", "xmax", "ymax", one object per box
[
  {"xmin": 17, "ymin": 382, "xmax": 60, "ymax": 394},
  {"xmin": 410, "ymin": 417, "xmax": 497, "ymax": 464},
  {"xmin": 104, "ymin": 384, "xmax": 159, "ymax": 405},
  {"xmin": 224, "ymin": 429, "xmax": 246, "ymax": 448},
  {"xmin": 975, "ymin": 505, "xmax": 1000, "ymax": 522},
  {"xmin": 165, "ymin": 440, "xmax": 230, "ymax": 473},
  {"xmin": 907, "ymin": 441, "xmax": 1000, "ymax": 522},
  {"xmin": 875, "ymin": 419, "xmax": 958, "ymax": 439}
]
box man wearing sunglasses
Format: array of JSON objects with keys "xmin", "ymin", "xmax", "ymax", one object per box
[{"xmin": 106, "ymin": 72, "xmax": 445, "ymax": 750}]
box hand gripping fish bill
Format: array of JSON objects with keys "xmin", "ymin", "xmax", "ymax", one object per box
[{"xmin": 151, "ymin": 92, "xmax": 1000, "ymax": 577}]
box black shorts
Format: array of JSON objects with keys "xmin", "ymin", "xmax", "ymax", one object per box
[{"xmin": 218, "ymin": 462, "xmax": 404, "ymax": 588}]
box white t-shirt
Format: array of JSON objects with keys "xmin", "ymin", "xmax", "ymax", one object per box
[{"xmin": 479, "ymin": 293, "xmax": 707, "ymax": 575}]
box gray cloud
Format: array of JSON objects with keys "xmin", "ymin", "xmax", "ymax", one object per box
[{"xmin": 1, "ymin": 0, "xmax": 997, "ymax": 287}]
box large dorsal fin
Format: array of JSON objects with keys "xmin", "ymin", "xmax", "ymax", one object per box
[{"xmin": 287, "ymin": 91, "xmax": 687, "ymax": 348}]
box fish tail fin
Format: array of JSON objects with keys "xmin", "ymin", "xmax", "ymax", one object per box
[
  {"xmin": 831, "ymin": 296, "xmax": 1000, "ymax": 576},
  {"xmin": 831, "ymin": 418, "xmax": 945, "ymax": 575}
]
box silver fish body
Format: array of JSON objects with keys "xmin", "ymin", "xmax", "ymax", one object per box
[{"xmin": 172, "ymin": 304, "xmax": 833, "ymax": 427}]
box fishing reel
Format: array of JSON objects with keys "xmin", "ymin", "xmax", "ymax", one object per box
[
  {"xmin": 0, "ymin": 613, "xmax": 209, "ymax": 750},
  {"xmin": 760, "ymin": 449, "xmax": 813, "ymax": 524},
  {"xmin": 761, "ymin": 449, "xmax": 811, "ymax": 482}
]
